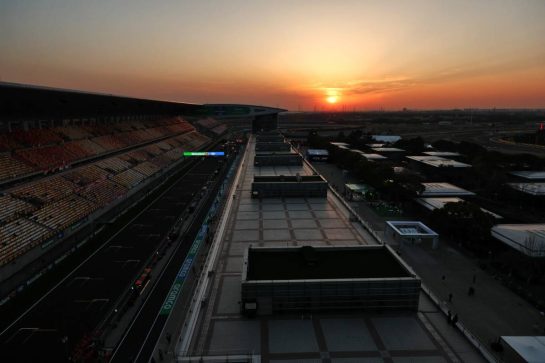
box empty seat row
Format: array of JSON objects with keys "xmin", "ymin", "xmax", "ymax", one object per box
[
  {"xmin": 0, "ymin": 153, "xmax": 36, "ymax": 182},
  {"xmin": 0, "ymin": 195, "xmax": 36, "ymax": 223},
  {"xmin": 79, "ymin": 179, "xmax": 127, "ymax": 207},
  {"xmin": 111, "ymin": 169, "xmax": 146, "ymax": 189},
  {"xmin": 31, "ymin": 195, "xmax": 98, "ymax": 230},
  {"xmin": 0, "ymin": 218, "xmax": 53, "ymax": 266},
  {"xmin": 11, "ymin": 175, "xmax": 76, "ymax": 204},
  {"xmin": 64, "ymin": 165, "xmax": 110, "ymax": 186}
]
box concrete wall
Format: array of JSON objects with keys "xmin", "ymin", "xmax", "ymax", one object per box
[{"xmin": 242, "ymin": 278, "xmax": 421, "ymax": 315}]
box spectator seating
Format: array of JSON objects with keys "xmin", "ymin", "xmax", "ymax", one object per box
[
  {"xmin": 64, "ymin": 165, "xmax": 110, "ymax": 186},
  {"xmin": 155, "ymin": 141, "xmax": 172, "ymax": 151},
  {"xmin": 91, "ymin": 135, "xmax": 128, "ymax": 151},
  {"xmin": 11, "ymin": 176, "xmax": 76, "ymax": 204},
  {"xmin": 67, "ymin": 139, "xmax": 106, "ymax": 156},
  {"xmin": 16, "ymin": 145, "xmax": 77, "ymax": 170},
  {"xmin": 11, "ymin": 128, "xmax": 63, "ymax": 147},
  {"xmin": 111, "ymin": 169, "xmax": 146, "ymax": 189},
  {"xmin": 79, "ymin": 179, "xmax": 127, "ymax": 207},
  {"xmin": 52, "ymin": 126, "xmax": 93, "ymax": 140},
  {"xmin": 0, "ymin": 195, "xmax": 36, "ymax": 223},
  {"xmin": 31, "ymin": 196, "xmax": 97, "ymax": 230},
  {"xmin": 133, "ymin": 161, "xmax": 161, "ymax": 177},
  {"xmin": 63, "ymin": 141, "xmax": 93, "ymax": 160},
  {"xmin": 0, "ymin": 120, "xmax": 213, "ymax": 267},
  {"xmin": 95, "ymin": 157, "xmax": 131, "ymax": 174},
  {"xmin": 0, "ymin": 153, "xmax": 36, "ymax": 182},
  {"xmin": 125, "ymin": 150, "xmax": 150, "ymax": 163},
  {"xmin": 145, "ymin": 144, "xmax": 163, "ymax": 156},
  {"xmin": 0, "ymin": 218, "xmax": 53, "ymax": 266},
  {"xmin": 0, "ymin": 134, "xmax": 23, "ymax": 152},
  {"xmin": 150, "ymin": 155, "xmax": 171, "ymax": 167}
]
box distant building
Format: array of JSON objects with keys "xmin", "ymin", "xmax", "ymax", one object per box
[
  {"xmin": 508, "ymin": 183, "xmax": 545, "ymax": 196},
  {"xmin": 510, "ymin": 171, "xmax": 545, "ymax": 181},
  {"xmin": 415, "ymin": 197, "xmax": 502, "ymax": 219},
  {"xmin": 385, "ymin": 221, "xmax": 439, "ymax": 249},
  {"xmin": 371, "ymin": 135, "xmax": 401, "ymax": 143},
  {"xmin": 406, "ymin": 155, "xmax": 471, "ymax": 169},
  {"xmin": 241, "ymin": 245, "xmax": 421, "ymax": 315},
  {"xmin": 371, "ymin": 147, "xmax": 405, "ymax": 161},
  {"xmin": 419, "ymin": 182, "xmax": 475, "ymax": 197},
  {"xmin": 330, "ymin": 142, "xmax": 350, "ymax": 148},
  {"xmin": 306, "ymin": 148, "xmax": 329, "ymax": 161},
  {"xmin": 500, "ymin": 336, "xmax": 545, "ymax": 363},
  {"xmin": 358, "ymin": 152, "xmax": 388, "ymax": 161},
  {"xmin": 491, "ymin": 224, "xmax": 545, "ymax": 257},
  {"xmin": 345, "ymin": 183, "xmax": 377, "ymax": 201},
  {"xmin": 422, "ymin": 151, "xmax": 462, "ymax": 157}
]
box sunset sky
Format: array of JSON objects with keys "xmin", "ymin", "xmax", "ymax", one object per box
[{"xmin": 1, "ymin": 0, "xmax": 545, "ymax": 110}]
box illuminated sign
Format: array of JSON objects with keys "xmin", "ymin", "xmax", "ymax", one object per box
[{"xmin": 183, "ymin": 151, "xmax": 225, "ymax": 157}]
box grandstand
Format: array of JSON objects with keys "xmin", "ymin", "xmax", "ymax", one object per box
[{"xmin": 0, "ymin": 115, "xmax": 211, "ymax": 278}]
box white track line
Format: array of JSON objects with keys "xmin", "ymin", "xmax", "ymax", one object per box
[{"xmin": 0, "ymin": 160, "xmax": 199, "ymax": 338}]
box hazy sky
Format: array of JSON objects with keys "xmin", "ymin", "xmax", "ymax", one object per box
[{"xmin": 2, "ymin": 0, "xmax": 545, "ymax": 110}]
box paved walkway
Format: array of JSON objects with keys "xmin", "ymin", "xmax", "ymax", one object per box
[{"xmin": 312, "ymin": 162, "xmax": 545, "ymax": 359}]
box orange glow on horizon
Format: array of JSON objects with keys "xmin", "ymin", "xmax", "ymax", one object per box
[{"xmin": 326, "ymin": 95, "xmax": 338, "ymax": 104}]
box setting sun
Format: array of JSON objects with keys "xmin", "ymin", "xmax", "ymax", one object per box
[{"xmin": 326, "ymin": 95, "xmax": 338, "ymax": 104}]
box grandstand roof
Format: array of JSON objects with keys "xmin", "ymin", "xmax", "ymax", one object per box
[
  {"xmin": 0, "ymin": 82, "xmax": 202, "ymax": 122},
  {"xmin": 0, "ymin": 82, "xmax": 285, "ymax": 124}
]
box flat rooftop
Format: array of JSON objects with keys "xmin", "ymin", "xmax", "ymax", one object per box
[
  {"xmin": 247, "ymin": 246, "xmax": 412, "ymax": 280},
  {"xmin": 491, "ymin": 224, "xmax": 545, "ymax": 257},
  {"xmin": 416, "ymin": 197, "xmax": 502, "ymax": 218},
  {"xmin": 255, "ymin": 151, "xmax": 298, "ymax": 156},
  {"xmin": 180, "ymin": 135, "xmax": 487, "ymax": 362},
  {"xmin": 371, "ymin": 147, "xmax": 405, "ymax": 152},
  {"xmin": 371, "ymin": 135, "xmax": 401, "ymax": 143},
  {"xmin": 419, "ymin": 182, "xmax": 475, "ymax": 197},
  {"xmin": 253, "ymin": 175, "xmax": 324, "ymax": 183},
  {"xmin": 330, "ymin": 142, "xmax": 350, "ymax": 147},
  {"xmin": 423, "ymin": 151, "xmax": 461, "ymax": 157},
  {"xmin": 510, "ymin": 171, "xmax": 545, "ymax": 180},
  {"xmin": 407, "ymin": 155, "xmax": 471, "ymax": 168},
  {"xmin": 501, "ymin": 336, "xmax": 545, "ymax": 362},
  {"xmin": 386, "ymin": 221, "xmax": 438, "ymax": 237},
  {"xmin": 355, "ymin": 152, "xmax": 388, "ymax": 160},
  {"xmin": 508, "ymin": 182, "xmax": 545, "ymax": 196}
]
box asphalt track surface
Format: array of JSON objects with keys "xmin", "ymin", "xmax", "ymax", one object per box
[
  {"xmin": 0, "ymin": 156, "xmax": 227, "ymax": 362},
  {"xmin": 111, "ymin": 153, "xmax": 235, "ymax": 363}
]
